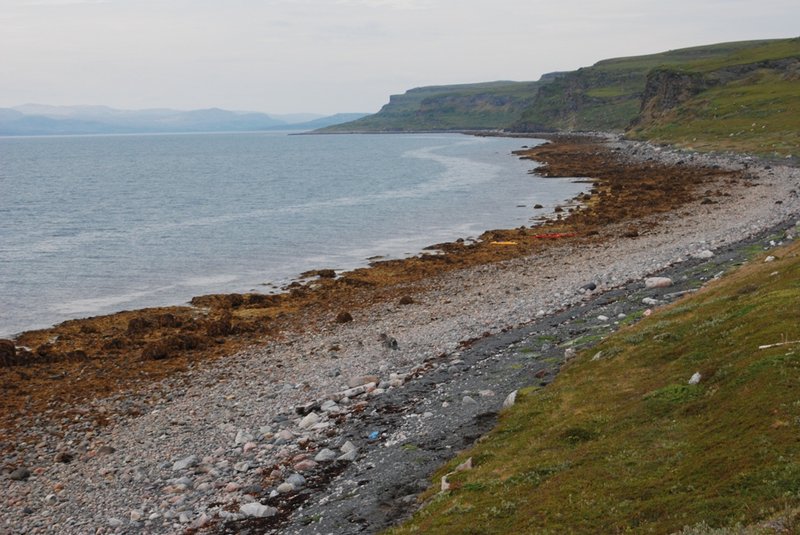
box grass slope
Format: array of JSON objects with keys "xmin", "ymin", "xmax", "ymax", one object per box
[
  {"xmin": 317, "ymin": 81, "xmax": 540, "ymax": 132},
  {"xmin": 628, "ymin": 39, "xmax": 800, "ymax": 156},
  {"xmin": 390, "ymin": 235, "xmax": 800, "ymax": 534},
  {"xmin": 512, "ymin": 39, "xmax": 794, "ymax": 133}
]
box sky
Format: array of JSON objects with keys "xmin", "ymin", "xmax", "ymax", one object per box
[{"xmin": 1, "ymin": 0, "xmax": 798, "ymax": 115}]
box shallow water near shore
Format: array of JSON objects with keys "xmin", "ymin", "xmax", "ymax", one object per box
[{"xmin": 0, "ymin": 132, "xmax": 586, "ymax": 336}]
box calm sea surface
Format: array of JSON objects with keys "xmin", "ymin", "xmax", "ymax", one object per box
[{"xmin": 0, "ymin": 132, "xmax": 585, "ymax": 336}]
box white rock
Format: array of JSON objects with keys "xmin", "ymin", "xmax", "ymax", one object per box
[
  {"xmin": 276, "ymin": 482, "xmax": 294, "ymax": 494},
  {"xmin": 597, "ymin": 315, "xmax": 609, "ymax": 321},
  {"xmin": 642, "ymin": 297, "xmax": 659, "ymax": 306},
  {"xmin": 172, "ymin": 454, "xmax": 199, "ymax": 471},
  {"xmin": 314, "ymin": 448, "xmax": 337, "ymax": 462},
  {"xmin": 502, "ymin": 390, "xmax": 518, "ymax": 409},
  {"xmin": 765, "ymin": 255, "xmax": 776, "ymax": 263},
  {"xmin": 338, "ymin": 449, "xmax": 358, "ymax": 462},
  {"xmin": 564, "ymin": 348, "xmax": 577, "ymax": 361},
  {"xmin": 340, "ymin": 441, "xmax": 357, "ymax": 454},
  {"xmin": 688, "ymin": 372, "xmax": 702, "ymax": 385},
  {"xmin": 645, "ymin": 277, "xmax": 673, "ymax": 289},
  {"xmin": 240, "ymin": 502, "xmax": 277, "ymax": 518},
  {"xmin": 320, "ymin": 400, "xmax": 339, "ymax": 412},
  {"xmin": 235, "ymin": 429, "xmax": 254, "ymax": 445},
  {"xmin": 233, "ymin": 461, "xmax": 251, "ymax": 472},
  {"xmin": 462, "ymin": 395, "xmax": 477, "ymax": 405},
  {"xmin": 692, "ymin": 249, "xmax": 715, "ymax": 259},
  {"xmin": 455, "ymin": 457, "xmax": 473, "ymax": 472},
  {"xmin": 298, "ymin": 412, "xmax": 321, "ymax": 430}
]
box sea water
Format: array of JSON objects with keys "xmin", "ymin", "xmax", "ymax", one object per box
[{"xmin": 0, "ymin": 132, "xmax": 586, "ymax": 336}]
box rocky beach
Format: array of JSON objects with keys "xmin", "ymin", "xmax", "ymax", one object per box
[{"xmin": 2, "ymin": 134, "xmax": 799, "ymax": 534}]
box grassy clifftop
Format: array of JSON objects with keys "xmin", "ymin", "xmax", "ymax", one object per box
[
  {"xmin": 511, "ymin": 38, "xmax": 798, "ymax": 134},
  {"xmin": 322, "ymin": 39, "xmax": 799, "ymax": 156},
  {"xmin": 627, "ymin": 38, "xmax": 800, "ymax": 155},
  {"xmin": 317, "ymin": 81, "xmax": 543, "ymax": 132},
  {"xmin": 390, "ymin": 234, "xmax": 800, "ymax": 534}
]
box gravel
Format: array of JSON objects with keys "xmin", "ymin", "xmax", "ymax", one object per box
[{"xmin": 2, "ymin": 139, "xmax": 799, "ymax": 534}]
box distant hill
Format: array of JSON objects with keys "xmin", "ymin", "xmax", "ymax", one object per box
[
  {"xmin": 316, "ymin": 81, "xmax": 547, "ymax": 133},
  {"xmin": 0, "ymin": 105, "xmax": 365, "ymax": 136}
]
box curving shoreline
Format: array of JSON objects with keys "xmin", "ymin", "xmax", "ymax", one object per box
[{"xmin": 2, "ymin": 134, "xmax": 800, "ymax": 533}]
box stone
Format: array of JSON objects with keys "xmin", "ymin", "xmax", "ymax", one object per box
[
  {"xmin": 335, "ymin": 311, "xmax": 353, "ymax": 324},
  {"xmin": 287, "ymin": 473, "xmax": 306, "ymax": 488},
  {"xmin": 348, "ymin": 375, "xmax": 380, "ymax": 388},
  {"xmin": 642, "ymin": 297, "xmax": 659, "ymax": 306},
  {"xmin": 688, "ymin": 372, "xmax": 702, "ymax": 385},
  {"xmin": 9, "ymin": 467, "xmax": 31, "ymax": 481},
  {"xmin": 224, "ymin": 482, "xmax": 240, "ymax": 493},
  {"xmin": 581, "ymin": 282, "xmax": 597, "ymax": 292},
  {"xmin": 338, "ymin": 449, "xmax": 358, "ymax": 462},
  {"xmin": 294, "ymin": 459, "xmax": 317, "ymax": 471},
  {"xmin": 314, "ymin": 448, "xmax": 337, "ymax": 462},
  {"xmin": 240, "ymin": 502, "xmax": 277, "ymax": 518},
  {"xmin": 235, "ymin": 429, "xmax": 254, "ymax": 445},
  {"xmin": 645, "ymin": 277, "xmax": 673, "ymax": 289},
  {"xmin": 96, "ymin": 445, "xmax": 116, "ymax": 456},
  {"xmin": 130, "ymin": 510, "xmax": 144, "ymax": 522},
  {"xmin": 298, "ymin": 412, "xmax": 321, "ymax": 429},
  {"xmin": 462, "ymin": 395, "xmax": 477, "ymax": 405},
  {"xmin": 597, "ymin": 315, "xmax": 609, "ymax": 321},
  {"xmin": 108, "ymin": 518, "xmax": 124, "ymax": 528},
  {"xmin": 692, "ymin": 249, "xmax": 715, "ymax": 259},
  {"xmin": 340, "ymin": 441, "xmax": 357, "ymax": 454},
  {"xmin": 233, "ymin": 461, "xmax": 251, "ymax": 473},
  {"xmin": 455, "ymin": 457, "xmax": 473, "ymax": 472},
  {"xmin": 243, "ymin": 442, "xmax": 257, "ymax": 453},
  {"xmin": 295, "ymin": 401, "xmax": 320, "ymax": 416},
  {"xmin": 53, "ymin": 451, "xmax": 74, "ymax": 464},
  {"xmin": 44, "ymin": 494, "xmax": 58, "ymax": 505},
  {"xmin": 765, "ymin": 255, "xmax": 776, "ymax": 263},
  {"xmin": 172, "ymin": 455, "xmax": 199, "ymax": 471},
  {"xmin": 277, "ymin": 482, "xmax": 294, "ymax": 494},
  {"xmin": 320, "ymin": 400, "xmax": 339, "ymax": 412},
  {"xmin": 564, "ymin": 348, "xmax": 577, "ymax": 361},
  {"xmin": 502, "ymin": 390, "xmax": 518, "ymax": 409},
  {"xmin": 380, "ymin": 333, "xmax": 398, "ymax": 350},
  {"xmin": 398, "ymin": 296, "xmax": 414, "ymax": 305}
]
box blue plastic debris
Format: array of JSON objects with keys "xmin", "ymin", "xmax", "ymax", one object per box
[{"xmin": 368, "ymin": 431, "xmax": 380, "ymax": 441}]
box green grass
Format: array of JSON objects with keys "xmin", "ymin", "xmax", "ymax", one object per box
[
  {"xmin": 629, "ymin": 70, "xmax": 800, "ymax": 156},
  {"xmin": 388, "ymin": 238, "xmax": 800, "ymax": 534},
  {"xmin": 317, "ymin": 80, "xmax": 542, "ymax": 132}
]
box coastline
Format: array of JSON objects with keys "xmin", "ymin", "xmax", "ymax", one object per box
[{"xmin": 2, "ymin": 134, "xmax": 800, "ymax": 533}]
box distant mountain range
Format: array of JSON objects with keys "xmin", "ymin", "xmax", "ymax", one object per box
[{"xmin": 0, "ymin": 104, "xmax": 368, "ymax": 136}]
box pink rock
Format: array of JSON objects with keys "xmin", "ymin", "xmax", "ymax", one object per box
[
  {"xmin": 224, "ymin": 482, "xmax": 240, "ymax": 493},
  {"xmin": 294, "ymin": 459, "xmax": 318, "ymax": 472},
  {"xmin": 243, "ymin": 442, "xmax": 257, "ymax": 453}
]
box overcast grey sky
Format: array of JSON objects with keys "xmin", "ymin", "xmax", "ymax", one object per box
[{"xmin": 1, "ymin": 0, "xmax": 797, "ymax": 114}]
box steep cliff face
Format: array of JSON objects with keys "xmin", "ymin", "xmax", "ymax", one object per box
[
  {"xmin": 511, "ymin": 67, "xmax": 644, "ymax": 132},
  {"xmin": 634, "ymin": 68, "xmax": 711, "ymax": 126},
  {"xmin": 629, "ymin": 51, "xmax": 800, "ymax": 154}
]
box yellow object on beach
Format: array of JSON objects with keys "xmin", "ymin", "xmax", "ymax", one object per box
[{"xmin": 490, "ymin": 241, "xmax": 518, "ymax": 246}]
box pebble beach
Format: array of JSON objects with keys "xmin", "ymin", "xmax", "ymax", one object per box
[{"xmin": 2, "ymin": 136, "xmax": 800, "ymax": 534}]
